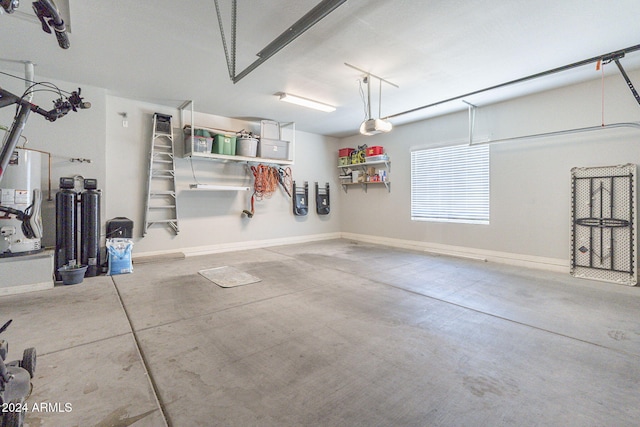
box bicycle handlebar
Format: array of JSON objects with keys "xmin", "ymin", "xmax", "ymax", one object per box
[
  {"xmin": 0, "ymin": 88, "xmax": 86, "ymax": 122},
  {"xmin": 0, "ymin": 86, "xmax": 89, "ymax": 182}
]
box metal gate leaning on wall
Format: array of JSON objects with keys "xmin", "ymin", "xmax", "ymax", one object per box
[{"xmin": 571, "ymin": 163, "xmax": 637, "ymax": 286}]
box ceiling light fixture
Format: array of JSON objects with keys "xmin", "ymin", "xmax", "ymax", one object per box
[
  {"xmin": 279, "ymin": 93, "xmax": 336, "ymax": 112},
  {"xmin": 346, "ymin": 63, "xmax": 398, "ymax": 136}
]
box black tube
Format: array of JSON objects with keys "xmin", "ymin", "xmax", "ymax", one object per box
[
  {"xmin": 610, "ymin": 177, "xmax": 615, "ymax": 270},
  {"xmin": 571, "ymin": 175, "xmax": 576, "ymax": 270},
  {"xmin": 55, "ymin": 188, "xmax": 77, "ymax": 280},
  {"xmin": 81, "ymin": 188, "xmax": 100, "ymax": 277},
  {"xmin": 588, "ymin": 178, "xmax": 593, "ymax": 268},
  {"xmin": 629, "ymin": 172, "xmax": 635, "ymax": 275}
]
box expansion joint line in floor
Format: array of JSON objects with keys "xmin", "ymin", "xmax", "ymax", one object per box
[
  {"xmin": 379, "ymin": 280, "xmax": 640, "ymax": 360},
  {"xmin": 286, "ymin": 256, "xmax": 640, "ymax": 360},
  {"xmin": 110, "ymin": 277, "xmax": 171, "ymax": 427},
  {"xmin": 37, "ymin": 332, "xmax": 131, "ymax": 357},
  {"xmin": 134, "ymin": 284, "xmax": 317, "ymax": 334}
]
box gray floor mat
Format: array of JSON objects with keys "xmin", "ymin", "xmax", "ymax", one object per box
[{"xmin": 198, "ymin": 266, "xmax": 261, "ymax": 288}]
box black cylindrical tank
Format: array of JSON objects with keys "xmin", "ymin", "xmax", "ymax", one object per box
[
  {"xmin": 81, "ymin": 179, "xmax": 100, "ymax": 277},
  {"xmin": 55, "ymin": 177, "xmax": 77, "ymax": 281}
]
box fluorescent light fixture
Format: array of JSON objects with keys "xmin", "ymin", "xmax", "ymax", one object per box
[
  {"xmin": 279, "ymin": 93, "xmax": 336, "ymax": 112},
  {"xmin": 359, "ymin": 118, "xmax": 393, "ymax": 135},
  {"xmin": 189, "ymin": 184, "xmax": 250, "ymax": 191}
]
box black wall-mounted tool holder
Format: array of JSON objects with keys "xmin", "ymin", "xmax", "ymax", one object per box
[
  {"xmin": 316, "ymin": 182, "xmax": 330, "ymax": 215},
  {"xmin": 293, "ymin": 181, "xmax": 308, "ymax": 216}
]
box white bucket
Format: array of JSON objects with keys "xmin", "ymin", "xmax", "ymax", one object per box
[{"xmin": 237, "ymin": 138, "xmax": 258, "ymax": 157}]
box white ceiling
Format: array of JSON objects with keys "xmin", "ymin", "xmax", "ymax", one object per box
[{"xmin": 2, "ymin": 0, "xmax": 640, "ymax": 137}]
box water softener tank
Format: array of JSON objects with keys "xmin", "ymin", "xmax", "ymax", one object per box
[
  {"xmin": 55, "ymin": 177, "xmax": 77, "ymax": 280},
  {"xmin": 80, "ymin": 179, "xmax": 100, "ymax": 277}
]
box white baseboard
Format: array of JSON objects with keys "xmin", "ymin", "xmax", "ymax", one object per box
[
  {"xmin": 341, "ymin": 232, "xmax": 569, "ymax": 273},
  {"xmin": 133, "ymin": 231, "xmax": 568, "ymax": 273},
  {"xmin": 133, "ymin": 232, "xmax": 342, "ymax": 259}
]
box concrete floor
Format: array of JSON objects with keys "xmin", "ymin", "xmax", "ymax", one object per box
[{"xmin": 1, "ymin": 239, "xmax": 639, "ymax": 426}]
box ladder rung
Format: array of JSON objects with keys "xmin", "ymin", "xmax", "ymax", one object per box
[
  {"xmin": 149, "ymin": 205, "xmax": 176, "ymax": 209},
  {"xmin": 153, "ymin": 159, "xmax": 173, "ymax": 164},
  {"xmin": 146, "ymin": 219, "xmax": 178, "ymax": 223},
  {"xmin": 153, "ymin": 144, "xmax": 173, "ymax": 149},
  {"xmin": 149, "ymin": 191, "xmax": 176, "ymax": 196}
]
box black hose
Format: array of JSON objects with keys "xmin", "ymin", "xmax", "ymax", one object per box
[{"xmin": 0, "ymin": 206, "xmax": 36, "ymax": 239}]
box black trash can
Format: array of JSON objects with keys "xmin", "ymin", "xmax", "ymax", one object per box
[{"xmin": 106, "ymin": 217, "xmax": 133, "ymax": 239}]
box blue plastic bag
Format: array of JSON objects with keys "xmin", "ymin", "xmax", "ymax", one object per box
[{"xmin": 106, "ymin": 238, "xmax": 133, "ymax": 275}]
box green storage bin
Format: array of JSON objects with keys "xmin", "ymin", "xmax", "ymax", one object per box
[{"xmin": 212, "ymin": 134, "xmax": 237, "ymax": 155}]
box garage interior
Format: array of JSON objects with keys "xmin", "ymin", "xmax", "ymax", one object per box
[{"xmin": 1, "ymin": 1, "xmax": 640, "ymax": 426}]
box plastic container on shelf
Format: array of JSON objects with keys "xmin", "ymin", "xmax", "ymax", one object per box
[
  {"xmin": 212, "ymin": 134, "xmax": 237, "ymax": 155},
  {"xmin": 237, "ymin": 137, "xmax": 258, "ymax": 157},
  {"xmin": 338, "ymin": 148, "xmax": 354, "ymax": 157},
  {"xmin": 259, "ymin": 138, "xmax": 289, "ymax": 160},
  {"xmin": 366, "ymin": 146, "xmax": 384, "ymax": 156},
  {"xmin": 364, "ymin": 154, "xmax": 389, "ymax": 162},
  {"xmin": 187, "ymin": 136, "xmax": 213, "ymax": 153}
]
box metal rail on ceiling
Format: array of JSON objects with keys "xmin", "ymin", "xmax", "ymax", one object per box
[
  {"xmin": 215, "ymin": 0, "xmax": 348, "ymax": 84},
  {"xmin": 384, "ymin": 43, "xmax": 640, "ymax": 121}
]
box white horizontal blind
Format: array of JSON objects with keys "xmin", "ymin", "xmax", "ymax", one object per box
[{"xmin": 411, "ymin": 144, "xmax": 489, "ymax": 224}]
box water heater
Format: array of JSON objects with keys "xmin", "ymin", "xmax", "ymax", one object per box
[{"xmin": 0, "ymin": 149, "xmax": 43, "ymax": 257}]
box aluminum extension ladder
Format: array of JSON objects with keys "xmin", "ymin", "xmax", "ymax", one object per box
[{"xmin": 143, "ymin": 113, "xmax": 179, "ymax": 236}]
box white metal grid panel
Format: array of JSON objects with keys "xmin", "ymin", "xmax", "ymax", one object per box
[{"xmin": 571, "ymin": 164, "xmax": 637, "ymax": 286}]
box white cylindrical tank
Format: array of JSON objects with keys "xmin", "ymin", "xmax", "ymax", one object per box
[
  {"xmin": 1, "ymin": 149, "xmax": 41, "ymax": 203},
  {"xmin": 0, "ymin": 149, "xmax": 43, "ymax": 255}
]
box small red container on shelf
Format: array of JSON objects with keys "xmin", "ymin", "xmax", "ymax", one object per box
[
  {"xmin": 338, "ymin": 147, "xmax": 354, "ymax": 157},
  {"xmin": 366, "ymin": 146, "xmax": 384, "ymax": 156}
]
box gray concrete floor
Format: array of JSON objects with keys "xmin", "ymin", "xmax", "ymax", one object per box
[{"xmin": 2, "ymin": 239, "xmax": 639, "ymax": 426}]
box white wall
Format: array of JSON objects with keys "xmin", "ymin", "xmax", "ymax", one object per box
[
  {"xmin": 339, "ymin": 70, "xmax": 640, "ymax": 269},
  {"xmin": 0, "ymin": 70, "xmax": 340, "ymax": 258},
  {"xmin": 105, "ymin": 96, "xmax": 341, "ymax": 256},
  {"xmin": 4, "ymin": 66, "xmax": 640, "ymax": 269}
]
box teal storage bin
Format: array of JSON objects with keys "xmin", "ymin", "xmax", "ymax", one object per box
[{"xmin": 213, "ymin": 134, "xmax": 237, "ymax": 155}]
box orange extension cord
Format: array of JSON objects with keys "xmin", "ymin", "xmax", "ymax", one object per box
[
  {"xmin": 243, "ymin": 165, "xmax": 292, "ymax": 218},
  {"xmin": 252, "ymin": 164, "xmax": 280, "ymax": 200}
]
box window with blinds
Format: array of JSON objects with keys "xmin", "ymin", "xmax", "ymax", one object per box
[{"xmin": 410, "ymin": 144, "xmax": 490, "ymax": 224}]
